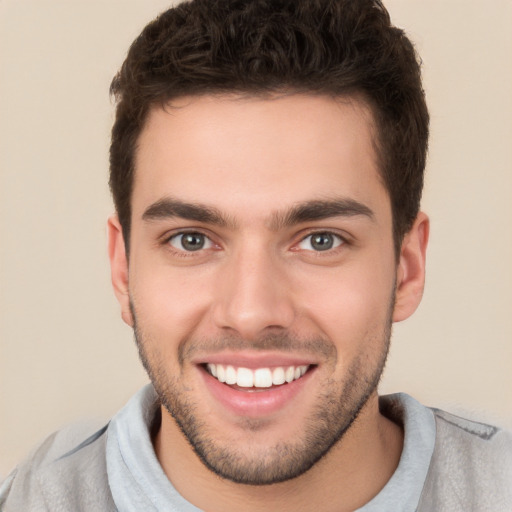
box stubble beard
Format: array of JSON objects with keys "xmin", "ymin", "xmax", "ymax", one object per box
[{"xmin": 131, "ymin": 304, "xmax": 393, "ymax": 486}]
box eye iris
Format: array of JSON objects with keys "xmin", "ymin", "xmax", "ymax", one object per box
[
  {"xmin": 311, "ymin": 233, "xmax": 334, "ymax": 251},
  {"xmin": 181, "ymin": 233, "xmax": 205, "ymax": 251}
]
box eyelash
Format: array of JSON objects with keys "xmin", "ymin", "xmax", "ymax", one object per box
[
  {"xmin": 296, "ymin": 231, "xmax": 346, "ymax": 253},
  {"xmin": 163, "ymin": 229, "xmax": 349, "ymax": 256},
  {"xmin": 164, "ymin": 230, "xmax": 217, "ymax": 256}
]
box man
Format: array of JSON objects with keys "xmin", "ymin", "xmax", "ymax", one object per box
[{"xmin": 1, "ymin": 0, "xmax": 511, "ymax": 510}]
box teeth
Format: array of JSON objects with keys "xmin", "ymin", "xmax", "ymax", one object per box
[
  {"xmin": 206, "ymin": 363, "xmax": 310, "ymax": 388},
  {"xmin": 207, "ymin": 363, "xmax": 217, "ymax": 377},
  {"xmin": 272, "ymin": 367, "xmax": 285, "ymax": 385},
  {"xmin": 237, "ymin": 367, "xmax": 254, "ymax": 388},
  {"xmin": 254, "ymin": 368, "xmax": 272, "ymax": 388},
  {"xmin": 285, "ymin": 366, "xmax": 295, "ymax": 383},
  {"xmin": 225, "ymin": 365, "xmax": 237, "ymax": 385},
  {"xmin": 217, "ymin": 365, "xmax": 226, "ymax": 383}
]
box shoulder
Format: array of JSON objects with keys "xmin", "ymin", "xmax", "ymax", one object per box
[
  {"xmin": 0, "ymin": 421, "xmax": 116, "ymax": 512},
  {"xmin": 431, "ymin": 407, "xmax": 512, "ymax": 470},
  {"xmin": 419, "ymin": 408, "xmax": 512, "ymax": 511}
]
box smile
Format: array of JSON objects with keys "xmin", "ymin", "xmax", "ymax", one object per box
[{"xmin": 205, "ymin": 363, "xmax": 310, "ymax": 388}]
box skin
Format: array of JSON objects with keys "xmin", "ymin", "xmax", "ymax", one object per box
[{"xmin": 109, "ymin": 94, "xmax": 429, "ymax": 512}]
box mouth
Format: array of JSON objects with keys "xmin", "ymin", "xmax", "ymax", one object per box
[
  {"xmin": 196, "ymin": 354, "xmax": 318, "ymax": 417},
  {"xmin": 203, "ymin": 363, "xmax": 313, "ymax": 390}
]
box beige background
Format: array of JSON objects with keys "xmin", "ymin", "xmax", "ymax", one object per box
[{"xmin": 1, "ymin": 0, "xmax": 511, "ymax": 478}]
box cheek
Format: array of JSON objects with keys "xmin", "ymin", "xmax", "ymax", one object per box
[
  {"xmin": 129, "ymin": 261, "xmax": 214, "ymax": 343},
  {"xmin": 293, "ymin": 261, "xmax": 395, "ymax": 350}
]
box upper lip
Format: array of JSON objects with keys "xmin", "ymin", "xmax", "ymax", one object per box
[{"xmin": 192, "ymin": 351, "xmax": 319, "ymax": 369}]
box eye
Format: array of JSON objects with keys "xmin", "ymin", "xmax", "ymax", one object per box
[
  {"xmin": 298, "ymin": 232, "xmax": 344, "ymax": 252},
  {"xmin": 168, "ymin": 232, "xmax": 214, "ymax": 252}
]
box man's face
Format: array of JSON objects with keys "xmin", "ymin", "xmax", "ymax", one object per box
[{"xmin": 110, "ymin": 94, "xmax": 420, "ymax": 484}]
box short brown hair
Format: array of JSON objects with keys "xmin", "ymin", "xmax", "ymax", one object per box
[{"xmin": 110, "ymin": 0, "xmax": 429, "ymax": 254}]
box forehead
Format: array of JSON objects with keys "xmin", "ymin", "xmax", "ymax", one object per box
[{"xmin": 132, "ymin": 94, "xmax": 388, "ymax": 222}]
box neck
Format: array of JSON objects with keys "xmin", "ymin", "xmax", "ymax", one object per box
[{"xmin": 154, "ymin": 394, "xmax": 403, "ymax": 512}]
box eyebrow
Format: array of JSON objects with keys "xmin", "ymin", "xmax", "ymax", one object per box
[
  {"xmin": 142, "ymin": 196, "xmax": 374, "ymax": 229},
  {"xmin": 142, "ymin": 198, "xmax": 234, "ymax": 228},
  {"xmin": 270, "ymin": 198, "xmax": 375, "ymax": 230}
]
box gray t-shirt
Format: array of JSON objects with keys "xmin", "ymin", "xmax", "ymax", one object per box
[
  {"xmin": 1, "ymin": 384, "xmax": 511, "ymax": 511},
  {"xmin": 106, "ymin": 386, "xmax": 436, "ymax": 511}
]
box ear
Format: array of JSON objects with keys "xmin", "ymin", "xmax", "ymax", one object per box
[
  {"xmin": 107, "ymin": 215, "xmax": 134, "ymax": 327},
  {"xmin": 393, "ymin": 212, "xmax": 429, "ymax": 322}
]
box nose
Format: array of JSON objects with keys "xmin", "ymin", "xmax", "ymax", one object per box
[{"xmin": 211, "ymin": 243, "xmax": 295, "ymax": 340}]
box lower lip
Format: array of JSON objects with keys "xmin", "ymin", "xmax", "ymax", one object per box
[{"xmin": 199, "ymin": 366, "xmax": 315, "ymax": 418}]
